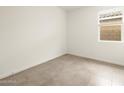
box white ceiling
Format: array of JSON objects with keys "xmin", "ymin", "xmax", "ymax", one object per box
[{"xmin": 59, "ymin": 6, "xmax": 82, "ymax": 11}]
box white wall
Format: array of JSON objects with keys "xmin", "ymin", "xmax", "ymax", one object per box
[
  {"xmin": 1, "ymin": 6, "xmax": 124, "ymax": 79},
  {"xmin": 68, "ymin": 6, "xmax": 124, "ymax": 66},
  {"xmin": 0, "ymin": 6, "xmax": 67, "ymax": 79}
]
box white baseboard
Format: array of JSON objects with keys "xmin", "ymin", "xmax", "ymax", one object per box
[
  {"xmin": 0, "ymin": 53, "xmax": 66, "ymax": 79},
  {"xmin": 68, "ymin": 52, "xmax": 124, "ymax": 66}
]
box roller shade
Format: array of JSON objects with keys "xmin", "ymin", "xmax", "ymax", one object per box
[{"xmin": 98, "ymin": 9, "xmax": 123, "ymax": 41}]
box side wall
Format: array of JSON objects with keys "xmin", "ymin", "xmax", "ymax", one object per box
[
  {"xmin": 0, "ymin": 6, "xmax": 67, "ymax": 79},
  {"xmin": 68, "ymin": 6, "xmax": 124, "ymax": 66}
]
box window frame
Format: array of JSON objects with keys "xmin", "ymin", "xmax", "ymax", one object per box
[{"xmin": 97, "ymin": 9, "xmax": 124, "ymax": 43}]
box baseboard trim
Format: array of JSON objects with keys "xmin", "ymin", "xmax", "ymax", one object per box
[
  {"xmin": 0, "ymin": 53, "xmax": 66, "ymax": 80},
  {"xmin": 1, "ymin": 53, "xmax": 123, "ymax": 79},
  {"xmin": 67, "ymin": 53, "xmax": 124, "ymax": 67}
]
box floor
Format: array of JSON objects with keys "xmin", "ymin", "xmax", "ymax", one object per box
[{"xmin": 0, "ymin": 54, "xmax": 124, "ymax": 86}]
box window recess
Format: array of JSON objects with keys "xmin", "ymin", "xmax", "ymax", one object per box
[{"xmin": 98, "ymin": 9, "xmax": 123, "ymax": 41}]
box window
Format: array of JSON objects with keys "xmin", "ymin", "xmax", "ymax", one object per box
[{"xmin": 98, "ymin": 9, "xmax": 123, "ymax": 42}]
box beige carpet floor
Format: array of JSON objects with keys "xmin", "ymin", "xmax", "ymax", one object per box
[{"xmin": 0, "ymin": 54, "xmax": 124, "ymax": 86}]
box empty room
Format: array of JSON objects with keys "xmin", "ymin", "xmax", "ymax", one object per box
[{"xmin": 0, "ymin": 6, "xmax": 124, "ymax": 86}]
